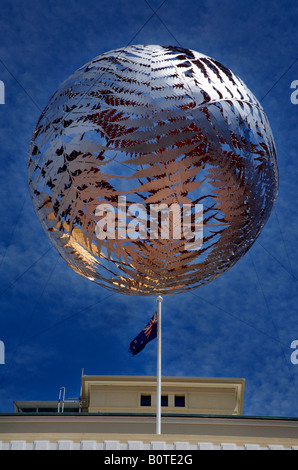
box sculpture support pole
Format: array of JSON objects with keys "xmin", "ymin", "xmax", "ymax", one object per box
[{"xmin": 156, "ymin": 295, "xmax": 163, "ymax": 435}]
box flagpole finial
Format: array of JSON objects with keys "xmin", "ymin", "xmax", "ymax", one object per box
[{"xmin": 157, "ymin": 296, "xmax": 163, "ymax": 303}]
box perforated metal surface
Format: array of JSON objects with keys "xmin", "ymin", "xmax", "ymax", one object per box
[{"xmin": 28, "ymin": 45, "xmax": 278, "ymax": 295}]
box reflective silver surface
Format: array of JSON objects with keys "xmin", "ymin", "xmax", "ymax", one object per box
[{"xmin": 28, "ymin": 45, "xmax": 278, "ymax": 295}]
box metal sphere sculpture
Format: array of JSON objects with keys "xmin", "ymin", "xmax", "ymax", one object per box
[{"xmin": 28, "ymin": 45, "xmax": 278, "ymax": 295}]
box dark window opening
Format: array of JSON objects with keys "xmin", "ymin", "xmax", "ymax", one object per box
[
  {"xmin": 140, "ymin": 395, "xmax": 151, "ymax": 406},
  {"xmin": 175, "ymin": 395, "xmax": 185, "ymax": 407},
  {"xmin": 18, "ymin": 408, "xmax": 36, "ymax": 413},
  {"xmin": 38, "ymin": 407, "xmax": 58, "ymax": 412},
  {"xmin": 161, "ymin": 395, "xmax": 168, "ymax": 406}
]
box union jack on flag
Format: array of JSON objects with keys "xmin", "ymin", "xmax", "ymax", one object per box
[{"xmin": 128, "ymin": 311, "xmax": 158, "ymax": 356}]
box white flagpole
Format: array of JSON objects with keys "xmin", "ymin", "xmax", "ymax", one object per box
[{"xmin": 156, "ymin": 295, "xmax": 163, "ymax": 435}]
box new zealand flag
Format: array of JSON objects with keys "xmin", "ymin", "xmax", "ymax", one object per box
[{"xmin": 129, "ymin": 311, "xmax": 158, "ymax": 356}]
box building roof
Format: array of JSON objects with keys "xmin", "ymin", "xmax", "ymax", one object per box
[
  {"xmin": 2, "ymin": 375, "xmax": 298, "ymax": 450},
  {"xmin": 1, "ymin": 412, "xmax": 298, "ymax": 450}
]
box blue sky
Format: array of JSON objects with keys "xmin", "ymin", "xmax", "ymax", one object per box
[{"xmin": 0, "ymin": 0, "xmax": 297, "ymax": 417}]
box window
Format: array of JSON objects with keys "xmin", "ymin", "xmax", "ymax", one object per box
[
  {"xmin": 18, "ymin": 408, "xmax": 36, "ymax": 413},
  {"xmin": 38, "ymin": 407, "xmax": 57, "ymax": 413},
  {"xmin": 175, "ymin": 395, "xmax": 185, "ymax": 407},
  {"xmin": 161, "ymin": 395, "xmax": 168, "ymax": 406},
  {"xmin": 140, "ymin": 395, "xmax": 151, "ymax": 406}
]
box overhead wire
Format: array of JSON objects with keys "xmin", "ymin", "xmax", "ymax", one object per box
[
  {"xmin": 0, "ymin": 256, "xmax": 59, "ymax": 387},
  {"xmin": 0, "ymin": 0, "xmax": 297, "ymax": 410},
  {"xmin": 273, "ymin": 208, "xmax": 298, "ymax": 293},
  {"xmin": 0, "ymin": 0, "xmax": 169, "ymax": 387},
  {"xmin": 0, "ymin": 0, "xmax": 170, "ymax": 293},
  {"xmin": 0, "ymin": 245, "xmax": 53, "ymax": 300},
  {"xmin": 190, "ymin": 289, "xmax": 290, "ymax": 349},
  {"xmin": 249, "ymin": 251, "xmax": 298, "ymax": 400},
  {"xmin": 0, "ymin": 289, "xmax": 118, "ymax": 388}
]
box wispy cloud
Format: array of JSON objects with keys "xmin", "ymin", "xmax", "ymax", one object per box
[{"xmin": 0, "ymin": 0, "xmax": 297, "ymax": 417}]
